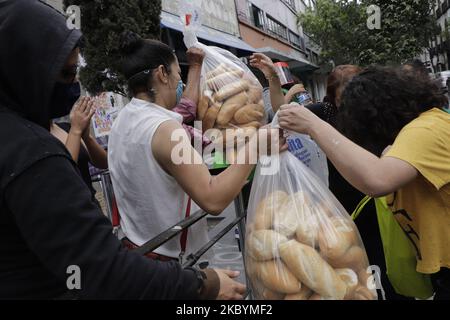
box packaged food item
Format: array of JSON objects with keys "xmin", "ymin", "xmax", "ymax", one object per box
[
  {"xmin": 245, "ymin": 152, "xmax": 377, "ymax": 300},
  {"xmin": 183, "ymin": 16, "xmax": 266, "ymax": 158}
]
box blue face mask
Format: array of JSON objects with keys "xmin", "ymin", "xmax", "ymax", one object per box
[{"xmin": 176, "ymin": 80, "xmax": 184, "ymax": 106}]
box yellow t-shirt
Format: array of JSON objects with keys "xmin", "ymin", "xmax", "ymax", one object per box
[{"xmin": 385, "ymin": 108, "xmax": 450, "ymax": 274}]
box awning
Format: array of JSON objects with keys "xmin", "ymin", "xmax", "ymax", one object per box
[
  {"xmin": 256, "ymin": 47, "xmax": 318, "ymax": 71},
  {"xmin": 160, "ymin": 11, "xmax": 255, "ymax": 53}
]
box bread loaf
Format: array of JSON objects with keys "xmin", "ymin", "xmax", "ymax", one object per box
[
  {"xmin": 273, "ymin": 206, "xmax": 299, "ymax": 238},
  {"xmin": 256, "ymin": 260, "xmax": 302, "ymax": 294},
  {"xmin": 261, "ymin": 287, "xmax": 285, "ymax": 300},
  {"xmin": 206, "ymin": 64, "xmax": 228, "ymax": 79},
  {"xmin": 326, "ymin": 245, "xmax": 367, "ymax": 272},
  {"xmin": 357, "ymin": 268, "xmax": 377, "ymax": 292},
  {"xmin": 214, "ymin": 80, "xmax": 249, "ymax": 102},
  {"xmin": 354, "ymin": 285, "xmax": 377, "ymax": 300},
  {"xmin": 279, "ymin": 240, "xmax": 347, "ymax": 300},
  {"xmin": 273, "ymin": 192, "xmax": 306, "ymax": 237},
  {"xmin": 247, "ymin": 85, "xmax": 263, "ymax": 104},
  {"xmin": 309, "ymin": 293, "xmax": 324, "ymax": 300},
  {"xmin": 197, "ymin": 95, "xmax": 210, "ymax": 120},
  {"xmin": 284, "ymin": 285, "xmax": 313, "ymax": 300},
  {"xmin": 202, "ymin": 102, "xmax": 221, "ymax": 132},
  {"xmin": 216, "ymin": 91, "xmax": 248, "ymax": 126},
  {"xmin": 318, "ymin": 217, "xmax": 356, "ymax": 260},
  {"xmin": 335, "ymin": 268, "xmax": 359, "ymax": 300},
  {"xmin": 233, "ymin": 103, "xmax": 265, "ymax": 124},
  {"xmin": 238, "ymin": 121, "xmax": 262, "ymax": 129},
  {"xmin": 254, "ymin": 191, "xmax": 288, "ymax": 230},
  {"xmin": 207, "ymin": 70, "xmax": 244, "ymax": 92},
  {"xmin": 295, "ymin": 205, "xmax": 321, "ymax": 247},
  {"xmin": 250, "ymin": 277, "xmax": 285, "ymax": 300},
  {"xmin": 247, "ymin": 229, "xmax": 288, "ymax": 261}
]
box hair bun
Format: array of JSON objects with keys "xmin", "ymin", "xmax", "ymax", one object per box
[{"xmin": 120, "ymin": 31, "xmax": 143, "ymax": 55}]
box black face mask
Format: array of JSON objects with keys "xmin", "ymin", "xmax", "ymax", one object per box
[{"xmin": 49, "ymin": 81, "xmax": 81, "ymax": 119}]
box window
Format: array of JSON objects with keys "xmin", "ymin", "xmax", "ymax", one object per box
[
  {"xmin": 281, "ymin": 0, "xmax": 296, "ymax": 11},
  {"xmin": 249, "ymin": 3, "xmax": 265, "ymax": 30},
  {"xmin": 266, "ymin": 15, "xmax": 288, "ymax": 41},
  {"xmin": 289, "ymin": 31, "xmax": 305, "ymax": 51}
]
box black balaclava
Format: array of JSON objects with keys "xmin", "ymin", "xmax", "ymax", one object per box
[{"xmin": 0, "ymin": 0, "xmax": 82, "ymax": 129}]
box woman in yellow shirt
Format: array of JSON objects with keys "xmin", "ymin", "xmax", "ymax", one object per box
[{"xmin": 277, "ymin": 66, "xmax": 450, "ymax": 300}]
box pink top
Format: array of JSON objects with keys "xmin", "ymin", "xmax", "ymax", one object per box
[{"xmin": 173, "ymin": 98, "xmax": 211, "ymax": 148}]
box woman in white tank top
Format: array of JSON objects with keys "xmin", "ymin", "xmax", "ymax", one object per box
[{"xmin": 108, "ymin": 32, "xmax": 284, "ymax": 263}]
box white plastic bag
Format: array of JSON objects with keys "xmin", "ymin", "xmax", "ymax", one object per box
[
  {"xmin": 272, "ymin": 111, "xmax": 329, "ymax": 186},
  {"xmin": 287, "ymin": 134, "xmax": 329, "ymax": 186},
  {"xmin": 245, "ymin": 152, "xmax": 377, "ymax": 300},
  {"xmin": 182, "ymin": 13, "xmax": 266, "ymax": 139}
]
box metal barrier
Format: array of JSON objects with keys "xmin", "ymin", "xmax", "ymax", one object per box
[{"xmin": 94, "ymin": 171, "xmax": 250, "ymax": 295}]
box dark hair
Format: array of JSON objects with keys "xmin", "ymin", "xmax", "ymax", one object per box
[
  {"xmin": 403, "ymin": 59, "xmax": 429, "ymax": 78},
  {"xmin": 250, "ymin": 66, "xmax": 269, "ymax": 88},
  {"xmin": 119, "ymin": 31, "xmax": 176, "ymax": 97},
  {"xmin": 337, "ymin": 66, "xmax": 448, "ymax": 156},
  {"xmin": 326, "ymin": 65, "xmax": 362, "ymax": 107}
]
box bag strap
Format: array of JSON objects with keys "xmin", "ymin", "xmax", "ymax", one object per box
[
  {"xmin": 111, "ymin": 195, "xmax": 121, "ymax": 227},
  {"xmin": 351, "ymin": 195, "xmax": 372, "ymax": 220}
]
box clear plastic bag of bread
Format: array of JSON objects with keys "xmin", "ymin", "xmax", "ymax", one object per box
[
  {"xmin": 182, "ymin": 12, "xmax": 266, "ymax": 140},
  {"xmin": 245, "ymin": 151, "xmax": 378, "ymax": 300}
]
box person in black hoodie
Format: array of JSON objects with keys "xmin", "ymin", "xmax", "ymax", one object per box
[{"xmin": 0, "ymin": 0, "xmax": 245, "ymax": 300}]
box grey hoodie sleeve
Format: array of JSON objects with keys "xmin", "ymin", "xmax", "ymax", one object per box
[{"xmin": 4, "ymin": 155, "xmax": 202, "ymax": 299}]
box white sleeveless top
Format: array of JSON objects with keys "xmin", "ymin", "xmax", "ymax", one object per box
[{"xmin": 108, "ymin": 98, "xmax": 207, "ymax": 258}]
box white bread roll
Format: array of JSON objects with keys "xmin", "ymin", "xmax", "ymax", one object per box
[
  {"xmin": 247, "ymin": 229, "xmax": 288, "ymax": 261},
  {"xmin": 284, "ymin": 285, "xmax": 313, "ymax": 300},
  {"xmin": 250, "ymin": 276, "xmax": 285, "ymax": 300},
  {"xmin": 273, "ymin": 192, "xmax": 306, "ymax": 237},
  {"xmin": 247, "ymin": 85, "xmax": 263, "ymax": 104},
  {"xmin": 206, "ymin": 63, "xmax": 229, "ymax": 79},
  {"xmin": 309, "ymin": 293, "xmax": 324, "ymax": 300},
  {"xmin": 318, "ymin": 217, "xmax": 356, "ymax": 260},
  {"xmin": 207, "ymin": 70, "xmax": 244, "ymax": 92},
  {"xmin": 216, "ymin": 91, "xmax": 248, "ymax": 127},
  {"xmin": 245, "ymin": 257, "xmax": 259, "ymax": 278},
  {"xmin": 233, "ymin": 103, "xmax": 265, "ymax": 124},
  {"xmin": 335, "ymin": 268, "xmax": 359, "ymax": 300},
  {"xmin": 237, "ymin": 121, "xmax": 262, "ymax": 129},
  {"xmin": 202, "ymin": 101, "xmax": 221, "ymax": 132},
  {"xmin": 354, "ymin": 285, "xmax": 377, "ymax": 300},
  {"xmin": 214, "ymin": 80, "xmax": 249, "ymax": 102},
  {"xmin": 197, "ymin": 95, "xmax": 210, "ymax": 121},
  {"xmin": 295, "ymin": 205, "xmax": 321, "ymax": 247},
  {"xmin": 253, "ymin": 191, "xmax": 288, "ymax": 230},
  {"xmin": 261, "ymin": 288, "xmax": 285, "ymax": 300},
  {"xmin": 358, "ymin": 268, "xmax": 373, "ymax": 288},
  {"xmin": 279, "ymin": 240, "xmax": 347, "ymax": 300},
  {"xmin": 256, "ymin": 260, "xmax": 302, "ymax": 294},
  {"xmin": 326, "ymin": 245, "xmax": 367, "ymax": 272}
]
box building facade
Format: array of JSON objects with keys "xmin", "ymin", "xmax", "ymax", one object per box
[
  {"xmin": 235, "ymin": 0, "xmax": 326, "ymax": 101},
  {"xmin": 160, "ymin": 0, "xmax": 255, "ymax": 64},
  {"xmin": 45, "ymin": 0, "xmax": 326, "ymax": 100},
  {"xmin": 420, "ymin": 0, "xmax": 450, "ymax": 74}
]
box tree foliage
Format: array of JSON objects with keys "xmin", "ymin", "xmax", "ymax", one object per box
[
  {"xmin": 64, "ymin": 0, "xmax": 162, "ymax": 95},
  {"xmin": 299, "ymin": 0, "xmax": 439, "ymax": 66}
]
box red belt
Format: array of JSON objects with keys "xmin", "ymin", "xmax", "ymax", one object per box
[{"xmin": 121, "ymin": 238, "xmax": 177, "ymax": 262}]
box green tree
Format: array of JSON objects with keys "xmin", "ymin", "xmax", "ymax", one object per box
[
  {"xmin": 64, "ymin": 0, "xmax": 162, "ymax": 95},
  {"xmin": 299, "ymin": 0, "xmax": 439, "ymax": 67}
]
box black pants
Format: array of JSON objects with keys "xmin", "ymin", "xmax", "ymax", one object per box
[{"xmin": 431, "ymin": 268, "xmax": 450, "ymax": 300}]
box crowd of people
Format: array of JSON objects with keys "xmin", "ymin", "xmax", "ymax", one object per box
[{"xmin": 0, "ymin": 0, "xmax": 448, "ymax": 300}]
